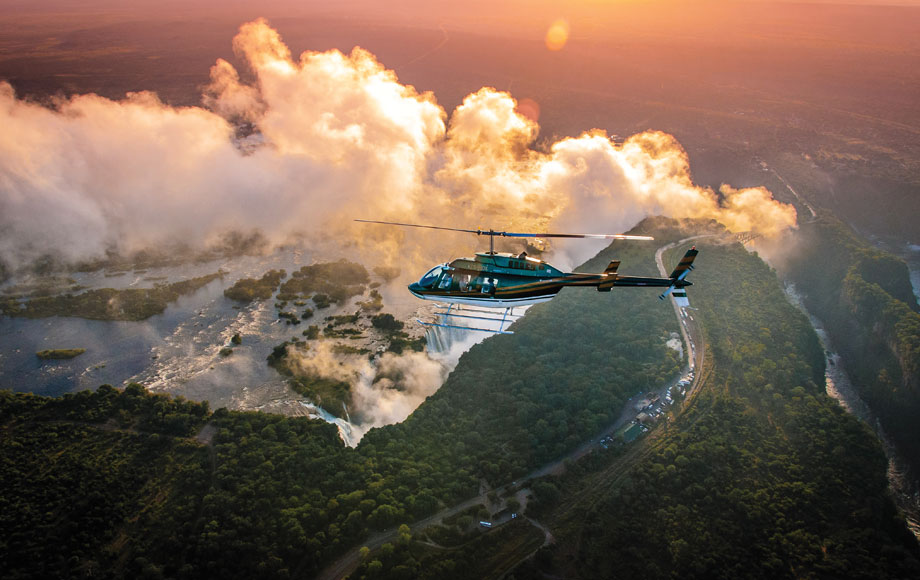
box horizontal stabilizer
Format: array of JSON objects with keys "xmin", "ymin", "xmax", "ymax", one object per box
[{"xmin": 672, "ymin": 288, "xmax": 690, "ymax": 308}]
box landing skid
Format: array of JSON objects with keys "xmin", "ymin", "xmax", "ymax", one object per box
[{"xmin": 418, "ymin": 304, "xmax": 523, "ymax": 335}]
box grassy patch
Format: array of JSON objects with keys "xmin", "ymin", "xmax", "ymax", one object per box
[
  {"xmin": 277, "ymin": 260, "xmax": 368, "ymax": 304},
  {"xmin": 223, "ymin": 270, "xmax": 286, "ymax": 302},
  {"xmin": 267, "ymin": 340, "xmax": 352, "ymax": 416},
  {"xmin": 36, "ymin": 348, "xmax": 86, "ymax": 360}
]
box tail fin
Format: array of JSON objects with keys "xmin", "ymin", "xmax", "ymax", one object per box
[
  {"xmin": 597, "ymin": 260, "xmax": 620, "ymax": 292},
  {"xmin": 659, "ymin": 246, "xmax": 698, "ymax": 305},
  {"xmin": 668, "ymin": 247, "xmax": 698, "ymax": 281}
]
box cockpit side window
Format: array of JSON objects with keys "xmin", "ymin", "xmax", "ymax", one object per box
[{"xmin": 418, "ymin": 266, "xmax": 444, "ymax": 288}]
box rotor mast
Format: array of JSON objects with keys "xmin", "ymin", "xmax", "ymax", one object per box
[{"xmin": 486, "ymin": 229, "xmax": 496, "ymax": 254}]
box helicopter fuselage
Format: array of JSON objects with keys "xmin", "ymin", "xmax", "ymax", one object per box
[{"xmin": 408, "ymin": 251, "xmax": 693, "ymax": 308}]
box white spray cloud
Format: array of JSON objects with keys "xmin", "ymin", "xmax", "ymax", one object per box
[
  {"xmin": 280, "ymin": 340, "xmax": 452, "ymax": 445},
  {"xmin": 209, "ymin": 19, "xmax": 446, "ymax": 224},
  {"xmin": 351, "ymin": 350, "xmax": 448, "ymax": 427},
  {"xmin": 0, "ymin": 17, "xmax": 796, "ymax": 274}
]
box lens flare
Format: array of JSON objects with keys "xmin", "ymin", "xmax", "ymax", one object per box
[
  {"xmin": 516, "ymin": 98, "xmax": 541, "ymax": 123},
  {"xmin": 545, "ymin": 19, "xmax": 570, "ymax": 51}
]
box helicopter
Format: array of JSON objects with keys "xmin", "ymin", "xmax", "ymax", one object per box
[{"xmin": 356, "ymin": 219, "xmax": 698, "ymax": 334}]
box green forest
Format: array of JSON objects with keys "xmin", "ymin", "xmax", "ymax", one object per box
[
  {"xmin": 1, "ymin": 218, "xmax": 917, "ymax": 579},
  {"xmin": 561, "ymin": 238, "xmax": 920, "ymax": 579}
]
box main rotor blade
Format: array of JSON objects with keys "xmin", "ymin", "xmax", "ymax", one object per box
[
  {"xmin": 355, "ymin": 219, "xmax": 654, "ymax": 241},
  {"xmin": 354, "ymin": 219, "xmax": 481, "ymax": 235},
  {"xmin": 501, "ymin": 232, "xmax": 655, "ymax": 241}
]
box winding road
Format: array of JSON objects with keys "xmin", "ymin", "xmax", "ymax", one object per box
[{"xmin": 655, "ymin": 235, "xmax": 714, "ymax": 375}]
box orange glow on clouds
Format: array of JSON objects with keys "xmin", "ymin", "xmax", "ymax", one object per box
[
  {"xmin": 0, "ymin": 18, "xmax": 798, "ymax": 274},
  {"xmin": 545, "ymin": 19, "xmax": 570, "ymax": 51}
]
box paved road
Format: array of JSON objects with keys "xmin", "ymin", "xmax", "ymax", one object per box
[
  {"xmin": 312, "ymin": 492, "xmax": 494, "ymax": 580},
  {"xmin": 655, "ymin": 236, "xmax": 712, "ymax": 374}
]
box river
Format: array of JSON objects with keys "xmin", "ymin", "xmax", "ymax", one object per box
[
  {"xmin": 0, "ymin": 245, "xmax": 478, "ymax": 446},
  {"xmin": 784, "ymin": 282, "xmax": 920, "ymax": 539}
]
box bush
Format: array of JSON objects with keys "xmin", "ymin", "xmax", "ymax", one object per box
[{"xmin": 371, "ymin": 313, "xmax": 403, "ymax": 332}]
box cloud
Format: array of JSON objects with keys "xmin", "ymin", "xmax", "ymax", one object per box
[
  {"xmin": 209, "ymin": 18, "xmax": 446, "ymax": 222},
  {"xmin": 351, "ymin": 350, "xmax": 448, "ymax": 428},
  {"xmin": 0, "ymin": 17, "xmax": 796, "ymax": 275},
  {"xmin": 202, "ymin": 58, "xmax": 265, "ymax": 124},
  {"xmin": 279, "ymin": 340, "xmax": 451, "ymax": 445},
  {"xmin": 0, "ymin": 85, "xmax": 246, "ymax": 264},
  {"xmin": 540, "ymin": 130, "xmax": 797, "ymax": 238}
]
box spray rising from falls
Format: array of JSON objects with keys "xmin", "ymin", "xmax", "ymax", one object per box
[
  {"xmin": 0, "ymin": 17, "xmax": 796, "ymax": 275},
  {"xmin": 280, "ymin": 337, "xmax": 480, "ymax": 445}
]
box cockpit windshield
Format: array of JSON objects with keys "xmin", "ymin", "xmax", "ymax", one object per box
[{"xmin": 418, "ymin": 265, "xmax": 445, "ymax": 288}]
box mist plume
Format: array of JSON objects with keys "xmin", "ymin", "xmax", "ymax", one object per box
[
  {"xmin": 282, "ymin": 341, "xmax": 452, "ymax": 443},
  {"xmin": 0, "ymin": 17, "xmax": 796, "ymax": 273}
]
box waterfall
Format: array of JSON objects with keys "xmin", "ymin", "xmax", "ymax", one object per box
[
  {"xmin": 424, "ymin": 305, "xmax": 528, "ymax": 354},
  {"xmin": 308, "ymin": 403, "xmax": 360, "ymax": 447},
  {"xmin": 425, "ymin": 322, "xmax": 478, "ymax": 354}
]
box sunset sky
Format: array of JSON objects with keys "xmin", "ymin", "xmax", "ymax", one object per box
[{"xmin": 0, "ymin": 0, "xmax": 918, "ymax": 267}]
